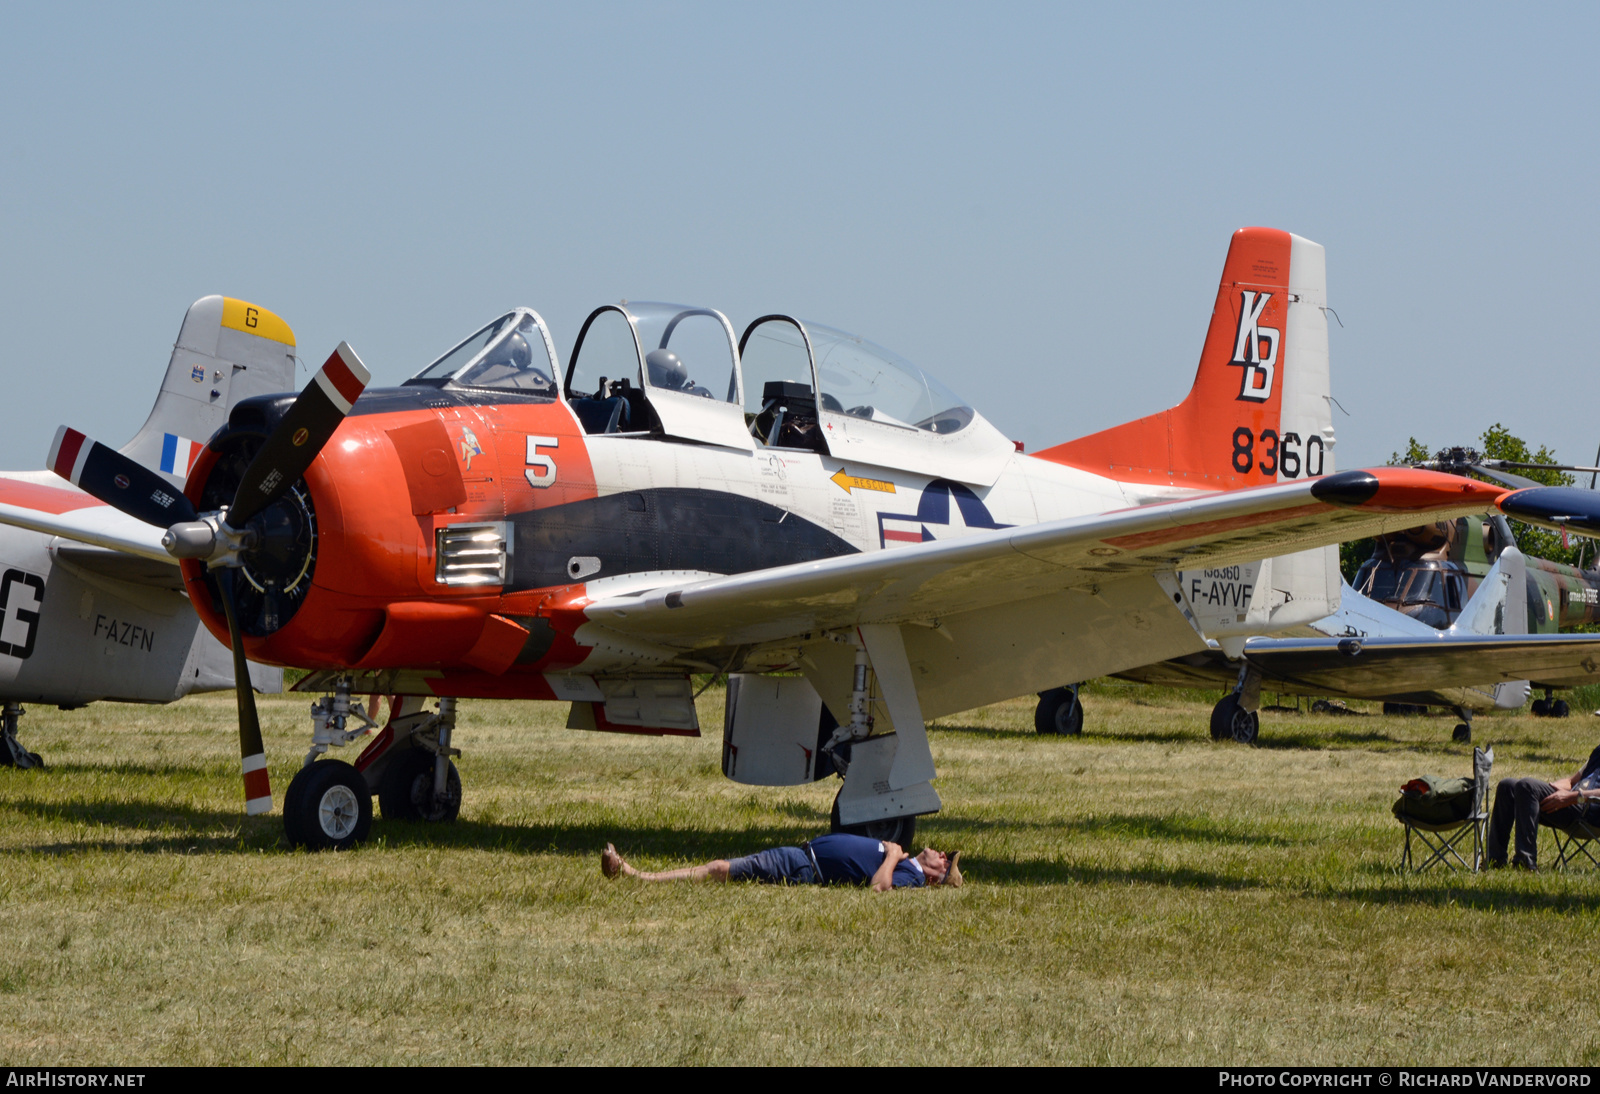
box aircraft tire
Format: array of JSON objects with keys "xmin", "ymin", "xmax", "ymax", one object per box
[
  {"xmin": 378, "ymin": 749, "xmax": 462, "ymax": 824},
  {"xmin": 282, "ymin": 763, "xmax": 313, "ymax": 848},
  {"xmin": 1552, "ymin": 700, "xmax": 1571, "ymax": 719},
  {"xmin": 1034, "ymin": 688, "xmax": 1083, "ymax": 735},
  {"xmin": 830, "ymin": 792, "xmax": 916, "ymax": 847},
  {"xmin": 1532, "ymin": 699, "xmax": 1550, "ymax": 717},
  {"xmin": 286, "ymin": 760, "xmax": 372, "ymax": 851},
  {"xmin": 1210, "ymin": 695, "xmax": 1258, "ymax": 745},
  {"xmin": 1452, "ymin": 723, "xmax": 1472, "ymax": 743}
]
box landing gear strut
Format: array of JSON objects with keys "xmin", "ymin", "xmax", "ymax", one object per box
[
  {"xmin": 0, "ymin": 703, "xmax": 41, "ymax": 769},
  {"xmin": 820, "ymin": 629, "xmax": 939, "ymax": 840}
]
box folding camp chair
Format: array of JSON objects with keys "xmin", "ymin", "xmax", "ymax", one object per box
[
  {"xmin": 1398, "ymin": 746, "xmax": 1493, "ymax": 872},
  {"xmin": 1548, "ymin": 810, "xmax": 1600, "ymax": 871}
]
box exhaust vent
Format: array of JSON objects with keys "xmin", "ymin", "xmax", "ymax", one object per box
[{"xmin": 435, "ymin": 522, "xmax": 512, "ymax": 586}]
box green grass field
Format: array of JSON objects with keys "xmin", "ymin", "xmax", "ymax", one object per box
[{"xmin": 1, "ymin": 680, "xmax": 1598, "ymax": 1065}]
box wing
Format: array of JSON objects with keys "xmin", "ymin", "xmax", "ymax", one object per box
[
  {"xmin": 0, "ymin": 476, "xmax": 172, "ymax": 563},
  {"xmin": 579, "ymin": 468, "xmax": 1506, "ymax": 650},
  {"xmin": 1242, "ymin": 633, "xmax": 1600, "ymax": 697}
]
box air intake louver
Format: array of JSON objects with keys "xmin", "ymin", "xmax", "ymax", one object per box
[{"xmin": 435, "ymin": 522, "xmax": 511, "ymax": 586}]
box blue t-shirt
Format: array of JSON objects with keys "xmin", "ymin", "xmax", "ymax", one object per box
[{"xmin": 807, "ymin": 833, "xmax": 925, "ymax": 888}]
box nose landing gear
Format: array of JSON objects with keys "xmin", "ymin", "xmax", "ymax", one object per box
[{"xmin": 283, "ymin": 680, "xmax": 464, "ymax": 849}]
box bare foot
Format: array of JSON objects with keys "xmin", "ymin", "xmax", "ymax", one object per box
[{"xmin": 601, "ymin": 843, "xmax": 623, "ymax": 879}]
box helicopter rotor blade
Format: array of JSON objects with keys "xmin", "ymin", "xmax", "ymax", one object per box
[{"xmin": 1465, "ymin": 465, "xmax": 1544, "ymax": 491}]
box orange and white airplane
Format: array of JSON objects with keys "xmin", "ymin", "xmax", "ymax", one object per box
[{"xmin": 2, "ymin": 227, "xmax": 1567, "ymax": 848}]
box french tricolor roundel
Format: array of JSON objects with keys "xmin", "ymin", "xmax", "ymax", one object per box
[{"xmin": 160, "ymin": 434, "xmax": 203, "ymax": 479}]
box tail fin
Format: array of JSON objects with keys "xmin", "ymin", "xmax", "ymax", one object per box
[
  {"xmin": 1039, "ymin": 227, "xmax": 1335, "ymax": 490},
  {"xmin": 118, "ymin": 296, "xmax": 298, "ymax": 485},
  {"xmin": 1451, "ymin": 546, "xmax": 1529, "ymax": 637}
]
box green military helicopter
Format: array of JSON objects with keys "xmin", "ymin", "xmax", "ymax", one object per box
[{"xmin": 1357, "ymin": 445, "xmax": 1600, "ymax": 716}]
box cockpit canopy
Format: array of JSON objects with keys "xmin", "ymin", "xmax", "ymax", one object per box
[
  {"xmin": 1354, "ymin": 557, "xmax": 1470, "ymax": 630},
  {"xmin": 408, "ymin": 300, "xmax": 1014, "ymax": 485},
  {"xmin": 408, "ymin": 309, "xmax": 559, "ymax": 395},
  {"xmin": 740, "ymin": 316, "xmax": 975, "ymax": 435}
]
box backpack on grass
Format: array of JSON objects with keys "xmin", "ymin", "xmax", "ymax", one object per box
[{"xmin": 1392, "ymin": 774, "xmax": 1474, "ymax": 824}]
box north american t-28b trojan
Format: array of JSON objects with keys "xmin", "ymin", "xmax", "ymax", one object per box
[{"xmin": 10, "ymin": 227, "xmax": 1586, "ymax": 848}]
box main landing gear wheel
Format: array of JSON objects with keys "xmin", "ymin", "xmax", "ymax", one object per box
[
  {"xmin": 284, "ymin": 760, "xmax": 372, "ymax": 850},
  {"xmin": 0, "ymin": 703, "xmax": 41, "ymax": 769},
  {"xmin": 1210, "ymin": 694, "xmax": 1259, "ymax": 745},
  {"xmin": 1532, "ymin": 699, "xmax": 1549, "ymax": 717},
  {"xmin": 1452, "ymin": 723, "xmax": 1472, "ymax": 743},
  {"xmin": 830, "ymin": 791, "xmax": 916, "ymax": 846},
  {"xmin": 1034, "ymin": 687, "xmax": 1083, "ymax": 735},
  {"xmin": 378, "ymin": 749, "xmax": 462, "ymax": 824},
  {"xmin": 1552, "ymin": 699, "xmax": 1571, "ymax": 719}
]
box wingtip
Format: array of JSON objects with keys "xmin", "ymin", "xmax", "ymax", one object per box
[
  {"xmin": 1313, "ymin": 467, "xmax": 1504, "ymax": 512},
  {"xmin": 1498, "ymin": 486, "xmax": 1600, "ymax": 537}
]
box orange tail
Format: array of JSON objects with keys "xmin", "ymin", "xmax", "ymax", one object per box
[{"xmin": 1038, "ymin": 227, "xmax": 1333, "ymax": 490}]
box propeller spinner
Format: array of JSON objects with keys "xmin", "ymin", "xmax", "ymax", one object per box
[{"xmin": 48, "ymin": 342, "xmax": 371, "ymax": 815}]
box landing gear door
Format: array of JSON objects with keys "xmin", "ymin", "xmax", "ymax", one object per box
[{"xmin": 722, "ymin": 674, "xmax": 834, "ymax": 786}]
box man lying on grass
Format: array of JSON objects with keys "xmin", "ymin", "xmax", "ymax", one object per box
[{"xmin": 602, "ymin": 835, "xmax": 962, "ymax": 890}]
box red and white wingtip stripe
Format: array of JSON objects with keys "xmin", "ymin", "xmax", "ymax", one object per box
[
  {"xmin": 47, "ymin": 426, "xmax": 91, "ymax": 486},
  {"xmin": 311, "ymin": 341, "xmax": 370, "ymax": 414},
  {"xmin": 242, "ymin": 752, "xmax": 272, "ymax": 815}
]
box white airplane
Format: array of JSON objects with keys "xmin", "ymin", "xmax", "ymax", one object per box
[
  {"xmin": 3, "ymin": 227, "xmax": 1584, "ymax": 850},
  {"xmin": 1099, "ymin": 541, "xmax": 1574, "ymax": 744},
  {"xmin": 0, "ymin": 297, "xmax": 287, "ymax": 766}
]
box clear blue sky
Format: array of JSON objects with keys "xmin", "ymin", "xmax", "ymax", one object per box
[{"xmin": 2, "ymin": 2, "xmax": 1595, "ymax": 473}]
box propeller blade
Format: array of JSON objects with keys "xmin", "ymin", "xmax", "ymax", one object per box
[
  {"xmin": 47, "ymin": 427, "xmax": 199, "ymax": 527},
  {"xmin": 229, "ymin": 342, "xmax": 370, "ymax": 528},
  {"xmin": 216, "ymin": 568, "xmax": 272, "ymax": 816},
  {"xmin": 1498, "ymin": 487, "xmax": 1600, "ymax": 538}
]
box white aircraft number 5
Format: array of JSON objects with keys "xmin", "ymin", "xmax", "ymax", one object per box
[{"xmin": 525, "ymin": 435, "xmax": 558, "ymax": 489}]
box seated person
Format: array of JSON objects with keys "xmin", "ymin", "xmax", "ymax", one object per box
[
  {"xmin": 455, "ymin": 331, "xmax": 553, "ymax": 393},
  {"xmin": 1486, "ymin": 743, "xmax": 1600, "ymax": 868},
  {"xmin": 601, "ymin": 833, "xmax": 960, "ymax": 891},
  {"xmin": 645, "ymin": 349, "xmax": 714, "ymax": 398}
]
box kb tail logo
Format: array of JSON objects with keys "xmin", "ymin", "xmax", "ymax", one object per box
[{"xmin": 1230, "ymin": 291, "xmax": 1279, "ymax": 402}]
